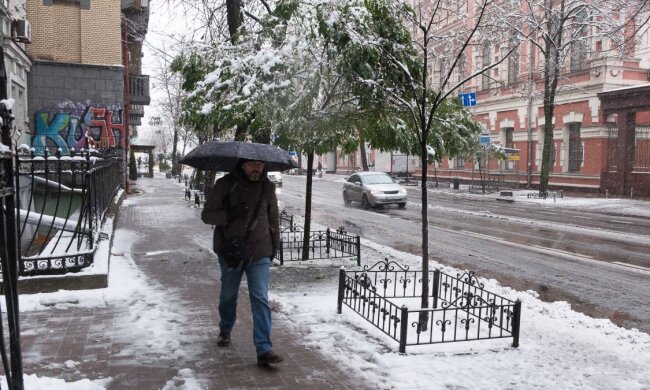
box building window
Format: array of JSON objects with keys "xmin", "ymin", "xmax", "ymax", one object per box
[
  {"xmin": 458, "ymin": 53, "xmax": 466, "ymax": 84},
  {"xmin": 504, "ymin": 128, "xmax": 515, "ymax": 171},
  {"xmin": 482, "ymin": 42, "xmax": 491, "ymax": 90},
  {"xmin": 505, "ymin": 128, "xmax": 514, "ymax": 149},
  {"xmin": 570, "ymin": 10, "xmax": 589, "ymax": 72},
  {"xmin": 508, "ymin": 47, "xmax": 519, "ymax": 84},
  {"xmin": 47, "ymin": 0, "xmax": 90, "ymax": 10},
  {"xmin": 568, "ymin": 123, "xmax": 583, "ymax": 172},
  {"xmin": 455, "ymin": 157, "xmax": 465, "ymax": 169},
  {"xmin": 549, "ymin": 142, "xmax": 556, "ymax": 169}
]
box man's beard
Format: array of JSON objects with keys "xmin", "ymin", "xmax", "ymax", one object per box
[{"xmin": 247, "ymin": 172, "xmax": 261, "ymax": 182}]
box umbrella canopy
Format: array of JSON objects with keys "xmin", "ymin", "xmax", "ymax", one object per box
[{"xmin": 179, "ymin": 141, "xmax": 299, "ymax": 172}]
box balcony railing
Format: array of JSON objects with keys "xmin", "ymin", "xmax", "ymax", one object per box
[
  {"xmin": 129, "ymin": 114, "xmax": 142, "ymax": 126},
  {"xmin": 129, "ymin": 74, "xmax": 150, "ymax": 105}
]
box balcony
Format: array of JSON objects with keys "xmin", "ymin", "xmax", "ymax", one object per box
[
  {"xmin": 129, "ymin": 105, "xmax": 144, "ymax": 126},
  {"xmin": 129, "ymin": 74, "xmax": 150, "ymax": 105},
  {"xmin": 121, "ymin": 0, "xmax": 148, "ymax": 10},
  {"xmin": 129, "ymin": 114, "xmax": 142, "ymax": 126}
]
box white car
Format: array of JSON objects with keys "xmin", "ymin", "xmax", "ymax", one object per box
[
  {"xmin": 267, "ymin": 171, "xmax": 283, "ymax": 187},
  {"xmin": 342, "ymin": 171, "xmax": 407, "ymax": 209}
]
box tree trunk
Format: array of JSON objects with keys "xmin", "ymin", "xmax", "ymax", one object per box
[
  {"xmin": 301, "ymin": 152, "xmax": 314, "ymax": 260},
  {"xmin": 234, "ymin": 116, "xmax": 254, "ymax": 141},
  {"xmin": 359, "ymin": 138, "xmax": 368, "ymax": 171},
  {"xmin": 226, "ymin": 0, "xmax": 243, "ymax": 44},
  {"xmin": 419, "ymin": 132, "xmax": 430, "ymax": 331},
  {"xmin": 171, "ymin": 127, "xmax": 179, "ymax": 176},
  {"xmin": 540, "ymin": 70, "xmax": 558, "ymax": 195}
]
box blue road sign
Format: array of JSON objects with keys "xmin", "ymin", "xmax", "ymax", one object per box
[
  {"xmin": 459, "ymin": 92, "xmax": 477, "ymax": 107},
  {"xmin": 480, "ymin": 133, "xmax": 491, "ymax": 145},
  {"xmin": 288, "ymin": 151, "xmax": 297, "ymax": 157}
]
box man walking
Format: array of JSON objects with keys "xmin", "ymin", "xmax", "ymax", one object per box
[{"xmin": 201, "ymin": 159, "xmax": 283, "ymax": 365}]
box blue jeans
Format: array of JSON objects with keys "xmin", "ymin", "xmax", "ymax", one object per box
[{"xmin": 218, "ymin": 256, "xmax": 273, "ymax": 356}]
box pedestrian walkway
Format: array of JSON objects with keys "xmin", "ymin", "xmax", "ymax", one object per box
[{"xmin": 18, "ymin": 174, "xmax": 364, "ymax": 389}]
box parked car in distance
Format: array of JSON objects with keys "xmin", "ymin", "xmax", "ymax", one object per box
[
  {"xmin": 267, "ymin": 171, "xmax": 283, "ymax": 187},
  {"xmin": 342, "ymin": 172, "xmax": 407, "ymax": 209}
]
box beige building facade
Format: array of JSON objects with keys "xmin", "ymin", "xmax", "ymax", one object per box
[{"xmin": 26, "ymin": 0, "xmax": 121, "ymax": 65}]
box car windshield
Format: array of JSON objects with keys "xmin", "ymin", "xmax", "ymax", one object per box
[{"xmin": 363, "ymin": 174, "xmax": 394, "ymax": 185}]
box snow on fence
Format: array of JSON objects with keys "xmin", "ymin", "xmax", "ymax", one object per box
[
  {"xmin": 337, "ymin": 259, "xmax": 521, "ymax": 353},
  {"xmin": 9, "ymin": 148, "xmax": 122, "ymax": 276},
  {"xmin": 279, "ymin": 209, "xmax": 294, "ymax": 232}
]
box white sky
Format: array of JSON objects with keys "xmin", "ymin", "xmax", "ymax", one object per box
[
  {"xmin": 138, "ymin": 0, "xmax": 193, "ymax": 146},
  {"xmin": 3, "ymin": 175, "xmax": 650, "ymax": 389}
]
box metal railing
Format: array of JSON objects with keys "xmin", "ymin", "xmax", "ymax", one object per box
[
  {"xmin": 280, "ymin": 209, "xmax": 294, "ymax": 232},
  {"xmin": 0, "ymin": 100, "xmax": 24, "ymax": 389},
  {"xmin": 527, "ymin": 190, "xmax": 563, "ymax": 200},
  {"xmin": 280, "ymin": 226, "xmax": 361, "ymax": 266},
  {"xmin": 129, "ymin": 74, "xmax": 151, "ymax": 105},
  {"xmin": 337, "ymin": 259, "xmax": 521, "ymax": 353},
  {"xmin": 10, "ymin": 148, "xmax": 122, "ymax": 276}
]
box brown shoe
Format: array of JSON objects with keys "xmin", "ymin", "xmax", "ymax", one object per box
[
  {"xmin": 257, "ymin": 350, "xmax": 284, "ymax": 365},
  {"xmin": 217, "ymin": 332, "xmax": 230, "ymax": 347}
]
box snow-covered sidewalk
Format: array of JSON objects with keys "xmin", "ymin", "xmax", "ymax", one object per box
[
  {"xmin": 271, "ymin": 239, "xmax": 650, "ymax": 390},
  {"xmin": 4, "ymin": 174, "xmax": 649, "ymax": 389}
]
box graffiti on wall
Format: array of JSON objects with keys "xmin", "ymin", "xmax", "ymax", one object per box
[{"xmin": 32, "ymin": 101, "xmax": 125, "ymax": 155}]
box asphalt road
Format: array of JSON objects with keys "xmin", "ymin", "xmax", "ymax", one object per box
[{"xmin": 277, "ymin": 174, "xmax": 650, "ymax": 334}]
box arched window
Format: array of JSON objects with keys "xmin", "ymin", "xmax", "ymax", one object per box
[{"xmin": 570, "ymin": 10, "xmax": 589, "ymax": 72}]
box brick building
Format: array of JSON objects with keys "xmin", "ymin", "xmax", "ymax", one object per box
[
  {"xmin": 24, "ymin": 0, "xmax": 150, "ymax": 161},
  {"xmin": 333, "ymin": 1, "xmax": 650, "ymax": 197},
  {"xmin": 424, "ymin": 1, "xmax": 650, "ymax": 196}
]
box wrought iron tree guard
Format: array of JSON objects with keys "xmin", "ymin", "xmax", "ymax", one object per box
[
  {"xmin": 337, "ymin": 258, "xmax": 521, "ymax": 353},
  {"xmin": 279, "ymin": 225, "xmax": 361, "ymax": 266}
]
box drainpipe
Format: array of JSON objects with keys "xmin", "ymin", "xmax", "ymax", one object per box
[{"xmin": 122, "ymin": 18, "xmax": 131, "ymax": 193}]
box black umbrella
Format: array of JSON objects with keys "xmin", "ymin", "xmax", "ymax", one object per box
[{"xmin": 179, "ymin": 141, "xmax": 299, "ymax": 172}]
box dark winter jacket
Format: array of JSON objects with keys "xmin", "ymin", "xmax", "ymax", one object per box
[{"xmin": 201, "ymin": 168, "xmax": 279, "ymax": 262}]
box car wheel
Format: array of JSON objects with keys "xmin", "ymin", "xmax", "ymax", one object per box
[
  {"xmin": 398, "ymin": 202, "xmax": 406, "ymax": 209},
  {"xmin": 343, "ymin": 191, "xmax": 351, "ymax": 205},
  {"xmin": 362, "ymin": 194, "xmax": 371, "ymax": 209}
]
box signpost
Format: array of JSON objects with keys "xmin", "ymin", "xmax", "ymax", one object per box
[
  {"xmin": 459, "ymin": 92, "xmax": 477, "ymax": 107},
  {"xmin": 480, "ymin": 133, "xmax": 491, "ymax": 145}
]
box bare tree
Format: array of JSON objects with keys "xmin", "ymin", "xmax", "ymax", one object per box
[{"xmin": 507, "ymin": 0, "xmax": 650, "ymax": 194}]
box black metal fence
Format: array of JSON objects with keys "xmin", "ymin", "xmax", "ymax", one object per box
[
  {"xmin": 280, "ymin": 226, "xmax": 361, "ymax": 266},
  {"xmin": 280, "ymin": 209, "xmax": 294, "ymax": 232},
  {"xmin": 337, "ymin": 259, "xmax": 521, "ymax": 353},
  {"xmin": 0, "ymin": 100, "xmax": 24, "ymax": 388},
  {"xmin": 10, "ymin": 148, "xmax": 122, "ymax": 276},
  {"xmin": 527, "ymin": 190, "xmax": 563, "ymax": 200}
]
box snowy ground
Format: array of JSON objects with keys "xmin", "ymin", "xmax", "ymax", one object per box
[
  {"xmin": 3, "ymin": 179, "xmax": 650, "ymax": 389},
  {"xmin": 271, "ymin": 238, "xmax": 650, "ymax": 389}
]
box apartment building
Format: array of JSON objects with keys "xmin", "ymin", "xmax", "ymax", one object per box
[
  {"xmin": 24, "ymin": 0, "xmax": 150, "ymax": 156},
  {"xmin": 1, "ymin": 0, "xmax": 31, "ymax": 146},
  {"xmin": 334, "ymin": 1, "xmax": 650, "ymax": 196},
  {"xmin": 427, "ymin": 1, "xmax": 650, "ymax": 196}
]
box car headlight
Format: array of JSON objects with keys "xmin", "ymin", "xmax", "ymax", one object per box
[
  {"xmin": 399, "ymin": 188, "xmax": 407, "ymax": 195},
  {"xmin": 370, "ymin": 189, "xmax": 382, "ymax": 195}
]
